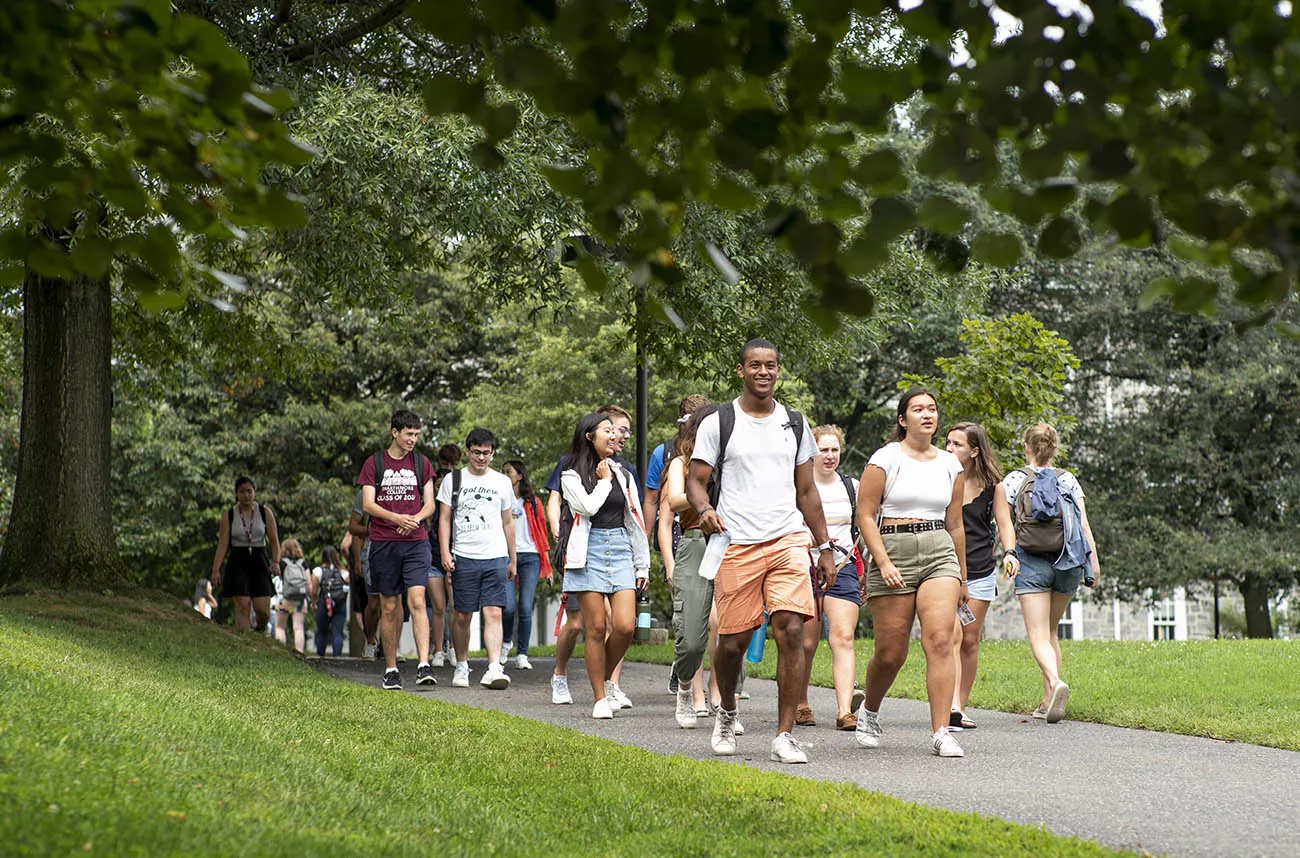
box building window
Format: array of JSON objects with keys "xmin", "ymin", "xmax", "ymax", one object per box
[
  {"xmin": 1147, "ymin": 588, "xmax": 1187, "ymax": 641},
  {"xmin": 1057, "ymin": 601, "xmax": 1077, "ymax": 640}
]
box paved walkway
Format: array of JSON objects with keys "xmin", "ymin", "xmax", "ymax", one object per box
[{"xmin": 317, "ymin": 656, "xmax": 1297, "ymax": 858}]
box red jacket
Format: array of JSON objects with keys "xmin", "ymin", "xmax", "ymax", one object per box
[{"xmin": 521, "ymin": 495, "xmax": 553, "ymax": 578}]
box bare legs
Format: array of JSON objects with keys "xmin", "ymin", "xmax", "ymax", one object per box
[
  {"xmin": 426, "ymin": 577, "xmax": 447, "ymax": 658},
  {"xmin": 234, "ymin": 595, "xmax": 270, "ymax": 632},
  {"xmin": 951, "ymin": 598, "xmax": 991, "ymax": 714},
  {"xmin": 577, "ymin": 590, "xmax": 635, "ymax": 701},
  {"xmin": 824, "ymin": 597, "xmax": 860, "ymax": 717},
  {"xmin": 1019, "ymin": 590, "xmax": 1074, "ymax": 707},
  {"xmin": 863, "ymin": 577, "xmax": 960, "ymax": 732}
]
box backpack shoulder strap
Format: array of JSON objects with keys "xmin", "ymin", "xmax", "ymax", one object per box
[
  {"xmin": 448, "ymin": 469, "xmax": 462, "ymax": 550},
  {"xmin": 716, "ymin": 401, "xmax": 736, "ymax": 474},
  {"xmin": 839, "ymin": 473, "xmax": 859, "ymax": 542},
  {"xmin": 414, "ymin": 454, "xmax": 426, "ymax": 497},
  {"xmin": 258, "ymin": 503, "xmax": 267, "ymax": 525},
  {"xmin": 786, "ymin": 407, "xmax": 806, "ymax": 451},
  {"xmin": 373, "ymin": 451, "xmax": 386, "ymax": 493}
]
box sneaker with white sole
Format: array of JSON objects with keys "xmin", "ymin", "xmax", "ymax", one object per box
[
  {"xmin": 1031, "ymin": 705, "xmax": 1048, "ymax": 720},
  {"xmin": 481, "ymin": 662, "xmax": 510, "ymax": 689},
  {"xmin": 363, "ymin": 642, "xmax": 377, "ymax": 660},
  {"xmin": 514, "ymin": 654, "xmax": 532, "ymax": 671},
  {"xmin": 668, "ymin": 672, "xmax": 679, "ymax": 695},
  {"xmin": 431, "ymin": 651, "xmax": 446, "ymax": 668},
  {"xmin": 711, "ymin": 708, "xmax": 738, "ymax": 755},
  {"xmin": 850, "ymin": 688, "xmax": 866, "ymax": 714},
  {"xmin": 1046, "ymin": 680, "xmax": 1070, "ymax": 723},
  {"xmin": 770, "ymin": 731, "xmax": 808, "ymax": 764},
  {"xmin": 675, "ymin": 689, "xmax": 697, "ymax": 729},
  {"xmin": 855, "ymin": 706, "xmax": 882, "ymax": 748},
  {"xmin": 452, "ymin": 662, "xmax": 471, "ymax": 688},
  {"xmin": 500, "ymin": 643, "xmax": 511, "ymax": 664},
  {"xmin": 592, "ymin": 697, "xmax": 614, "ymax": 719},
  {"xmin": 415, "ymin": 663, "xmax": 436, "ymax": 686},
  {"xmin": 605, "ymin": 680, "xmax": 632, "ymax": 710},
  {"xmin": 734, "ymin": 714, "xmax": 745, "ymax": 736},
  {"xmin": 932, "ymin": 727, "xmax": 965, "ymax": 757},
  {"xmin": 551, "ymin": 674, "xmax": 572, "ymax": 705},
  {"xmin": 381, "ymin": 669, "xmax": 401, "ymax": 691}
]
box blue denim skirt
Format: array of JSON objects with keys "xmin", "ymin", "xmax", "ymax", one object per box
[{"xmin": 563, "ymin": 527, "xmax": 636, "ymax": 595}]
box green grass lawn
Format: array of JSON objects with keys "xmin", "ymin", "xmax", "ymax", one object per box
[
  {"xmin": 626, "ymin": 634, "xmax": 1300, "ymax": 751},
  {"xmin": 0, "ymin": 593, "xmax": 1129, "ymax": 858}
]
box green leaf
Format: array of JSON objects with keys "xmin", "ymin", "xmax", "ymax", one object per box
[
  {"xmin": 710, "ymin": 175, "xmax": 759, "ymax": 211},
  {"xmin": 1037, "ymin": 215, "xmax": 1083, "ymax": 259},
  {"xmin": 422, "ymin": 75, "xmax": 485, "ymax": 115},
  {"xmin": 917, "ymin": 194, "xmax": 971, "ymax": 234},
  {"xmin": 481, "ymin": 103, "xmax": 520, "ymax": 141},
  {"xmin": 841, "ymin": 236, "xmax": 891, "ymax": 275},
  {"xmin": 866, "ymin": 197, "xmax": 916, "ymax": 240},
  {"xmin": 1107, "ymin": 192, "xmax": 1154, "ymax": 245},
  {"xmin": 411, "ymin": 0, "xmax": 479, "ymax": 44},
  {"xmin": 1034, "ymin": 178, "xmax": 1077, "ymax": 216},
  {"xmin": 541, "ymin": 165, "xmax": 588, "ymax": 197},
  {"xmin": 1139, "ymin": 277, "xmax": 1178, "ymax": 310},
  {"xmin": 1170, "ymin": 277, "xmax": 1219, "ymax": 315},
  {"xmin": 853, "ymin": 148, "xmax": 903, "ymax": 187},
  {"xmin": 137, "ymin": 289, "xmax": 187, "ymax": 313},
  {"xmin": 970, "ymin": 231, "xmax": 1023, "ymax": 268},
  {"xmin": 70, "ymin": 236, "xmax": 113, "ymax": 278}
]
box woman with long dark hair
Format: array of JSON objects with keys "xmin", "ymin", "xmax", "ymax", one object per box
[
  {"xmin": 560, "ymin": 412, "xmax": 650, "ymax": 719},
  {"xmin": 944, "ymin": 422, "xmax": 1006, "ymax": 730},
  {"xmin": 211, "ymin": 476, "xmax": 280, "ymax": 632},
  {"xmin": 502, "ymin": 459, "xmax": 551, "ymax": 671},
  {"xmin": 854, "ymin": 388, "xmax": 968, "ymax": 758},
  {"xmin": 311, "ymin": 546, "xmax": 350, "ymax": 657}
]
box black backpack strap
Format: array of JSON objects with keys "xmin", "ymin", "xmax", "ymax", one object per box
[
  {"xmin": 373, "ymin": 451, "xmax": 386, "ymax": 494},
  {"xmin": 414, "ymin": 454, "xmax": 426, "ymax": 499},
  {"xmin": 708, "ymin": 402, "xmax": 736, "ymax": 508},
  {"xmin": 258, "ymin": 503, "xmax": 267, "ymax": 525},
  {"xmin": 839, "ymin": 473, "xmax": 859, "ymax": 544},
  {"xmin": 786, "ymin": 407, "xmax": 806, "ymax": 450},
  {"xmin": 448, "ymin": 468, "xmax": 462, "ymax": 553}
]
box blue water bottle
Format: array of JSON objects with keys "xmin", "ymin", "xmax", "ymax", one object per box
[{"xmin": 746, "ymin": 610, "xmax": 768, "ymax": 662}]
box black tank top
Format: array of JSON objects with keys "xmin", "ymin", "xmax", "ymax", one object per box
[
  {"xmin": 962, "ymin": 483, "xmax": 996, "ymax": 580},
  {"xmin": 590, "ymin": 473, "xmax": 627, "ymax": 529}
]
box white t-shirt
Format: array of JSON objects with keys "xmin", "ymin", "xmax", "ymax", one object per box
[
  {"xmin": 511, "ymin": 496, "xmax": 537, "ymax": 554},
  {"xmin": 692, "ymin": 399, "xmax": 817, "ymax": 545},
  {"xmin": 436, "ymin": 468, "xmax": 513, "ymax": 560},
  {"xmin": 310, "ymin": 566, "xmax": 351, "ymax": 583},
  {"xmin": 811, "ymin": 475, "xmax": 859, "ymax": 562},
  {"xmin": 1002, "ymin": 466, "xmax": 1084, "ymax": 507},
  {"xmin": 868, "ymin": 442, "xmax": 962, "ymax": 520}
]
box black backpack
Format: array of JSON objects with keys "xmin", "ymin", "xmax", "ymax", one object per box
[
  {"xmin": 318, "ymin": 565, "xmax": 348, "ymax": 605},
  {"xmin": 707, "ymin": 401, "xmax": 807, "ymax": 508}
]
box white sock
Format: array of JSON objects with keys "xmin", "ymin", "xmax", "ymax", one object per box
[{"xmin": 418, "ymin": 661, "xmax": 429, "ymax": 669}]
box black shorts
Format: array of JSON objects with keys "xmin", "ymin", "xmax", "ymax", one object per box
[
  {"xmin": 222, "ymin": 548, "xmax": 274, "ymax": 598},
  {"xmin": 351, "ymin": 584, "xmax": 368, "ymax": 615}
]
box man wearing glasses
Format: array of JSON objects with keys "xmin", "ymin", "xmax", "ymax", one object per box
[{"xmin": 438, "ymin": 427, "xmax": 517, "ymax": 690}]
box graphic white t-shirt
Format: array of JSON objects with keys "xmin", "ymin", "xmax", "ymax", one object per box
[
  {"xmin": 868, "ymin": 442, "xmax": 963, "ymax": 520},
  {"xmin": 692, "ymin": 399, "xmax": 817, "ymax": 545},
  {"xmin": 511, "ymin": 496, "xmax": 537, "ymax": 554},
  {"xmin": 436, "ymin": 468, "xmax": 513, "ymax": 560}
]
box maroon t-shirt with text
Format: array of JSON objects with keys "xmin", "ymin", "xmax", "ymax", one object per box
[{"xmin": 356, "ymin": 451, "xmax": 433, "ymax": 542}]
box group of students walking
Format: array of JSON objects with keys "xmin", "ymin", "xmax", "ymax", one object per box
[{"xmin": 209, "ymin": 336, "xmax": 1101, "ymax": 763}]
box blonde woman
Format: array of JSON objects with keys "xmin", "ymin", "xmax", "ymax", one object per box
[
  {"xmin": 994, "ymin": 423, "xmax": 1100, "ymax": 723},
  {"xmin": 276, "ymin": 538, "xmax": 310, "ymax": 654}
]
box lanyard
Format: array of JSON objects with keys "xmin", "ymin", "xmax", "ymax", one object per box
[{"xmin": 239, "ymin": 506, "xmax": 256, "ymax": 553}]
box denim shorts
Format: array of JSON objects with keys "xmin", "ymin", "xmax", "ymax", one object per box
[
  {"xmin": 819, "ymin": 560, "xmax": 862, "ymax": 606},
  {"xmin": 452, "ymin": 555, "xmax": 509, "ymax": 612},
  {"xmin": 427, "ymin": 563, "xmax": 446, "ymax": 580},
  {"xmin": 563, "ymin": 527, "xmax": 636, "ymax": 595},
  {"xmin": 967, "ymin": 572, "xmax": 997, "ymax": 602},
  {"xmin": 1013, "ymin": 548, "xmax": 1081, "ymax": 596}
]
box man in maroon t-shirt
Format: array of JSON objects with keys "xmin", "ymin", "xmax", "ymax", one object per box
[{"xmin": 357, "ymin": 409, "xmax": 437, "ymax": 690}]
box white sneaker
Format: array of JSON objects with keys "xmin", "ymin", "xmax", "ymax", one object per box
[
  {"xmin": 481, "ymin": 662, "xmax": 510, "ymax": 689},
  {"xmin": 734, "ymin": 714, "xmax": 745, "ymax": 736},
  {"xmin": 514, "ymin": 654, "xmax": 532, "ymax": 671},
  {"xmin": 500, "ymin": 643, "xmax": 511, "ymax": 663},
  {"xmin": 452, "ymin": 662, "xmax": 471, "ymax": 688},
  {"xmin": 711, "ymin": 708, "xmax": 738, "ymax": 755},
  {"xmin": 604, "ymin": 680, "xmax": 632, "ymax": 710},
  {"xmin": 770, "ymin": 731, "xmax": 808, "ymax": 764},
  {"xmin": 855, "ymin": 707, "xmax": 882, "ymax": 748},
  {"xmin": 675, "ymin": 689, "xmax": 697, "ymax": 729},
  {"xmin": 592, "ymin": 697, "xmax": 614, "ymax": 719},
  {"xmin": 932, "ymin": 727, "xmax": 965, "ymax": 757},
  {"xmin": 431, "ymin": 651, "xmax": 446, "ymax": 668},
  {"xmin": 551, "ymin": 674, "xmax": 572, "ymax": 705},
  {"xmin": 363, "ymin": 642, "xmax": 377, "ymax": 659},
  {"xmin": 1046, "ymin": 680, "xmax": 1070, "ymax": 723}
]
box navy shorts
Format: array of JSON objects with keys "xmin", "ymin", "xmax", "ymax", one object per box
[
  {"xmin": 369, "ymin": 540, "xmax": 432, "ymax": 597},
  {"xmin": 452, "ymin": 555, "xmax": 509, "ymax": 612},
  {"xmin": 820, "ymin": 560, "xmax": 862, "ymax": 606}
]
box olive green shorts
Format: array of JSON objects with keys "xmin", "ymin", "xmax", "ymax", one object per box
[{"xmin": 864, "ymin": 529, "xmax": 961, "ymax": 600}]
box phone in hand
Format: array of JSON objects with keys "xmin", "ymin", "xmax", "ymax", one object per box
[{"xmin": 957, "ymin": 601, "xmax": 977, "ymax": 625}]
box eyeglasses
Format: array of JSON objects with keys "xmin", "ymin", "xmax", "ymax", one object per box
[
  {"xmin": 468, "ymin": 448, "xmax": 495, "ymax": 459},
  {"xmin": 613, "ymin": 427, "xmax": 631, "ymax": 437}
]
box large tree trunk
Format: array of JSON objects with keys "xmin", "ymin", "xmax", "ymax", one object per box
[
  {"xmin": 1239, "ymin": 576, "xmax": 1275, "ymax": 639},
  {"xmin": 0, "ymin": 258, "xmax": 124, "ymax": 590}
]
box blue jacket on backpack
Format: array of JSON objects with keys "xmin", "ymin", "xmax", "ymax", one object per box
[{"xmin": 1055, "ymin": 488, "xmax": 1092, "ymax": 576}]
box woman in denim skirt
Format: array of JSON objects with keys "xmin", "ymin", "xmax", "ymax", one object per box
[{"xmin": 560, "ymin": 412, "xmax": 651, "ymax": 720}]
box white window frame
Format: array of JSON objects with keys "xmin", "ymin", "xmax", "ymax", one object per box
[
  {"xmin": 1057, "ymin": 600, "xmax": 1082, "ymax": 640},
  {"xmin": 1147, "ymin": 587, "xmax": 1187, "ymax": 641}
]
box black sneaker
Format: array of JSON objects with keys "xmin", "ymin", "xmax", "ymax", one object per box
[
  {"xmin": 948, "ymin": 709, "xmax": 964, "ymax": 731},
  {"xmin": 668, "ymin": 671, "xmax": 679, "ymax": 695},
  {"xmin": 415, "ymin": 663, "xmax": 436, "ymax": 686},
  {"xmin": 382, "ymin": 669, "xmax": 402, "ymax": 691}
]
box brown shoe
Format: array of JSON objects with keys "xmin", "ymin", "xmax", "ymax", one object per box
[
  {"xmin": 794, "ymin": 704, "xmax": 816, "ymax": 726},
  {"xmin": 836, "ymin": 712, "xmax": 858, "ymax": 731}
]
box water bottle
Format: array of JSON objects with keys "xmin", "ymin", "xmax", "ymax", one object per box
[
  {"xmin": 746, "ymin": 610, "xmax": 768, "ymax": 662},
  {"xmin": 698, "ymin": 530, "xmax": 731, "ymax": 581},
  {"xmin": 634, "ymin": 585, "xmax": 652, "ymax": 642}
]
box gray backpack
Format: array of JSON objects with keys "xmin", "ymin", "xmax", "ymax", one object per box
[{"xmin": 280, "ymin": 557, "xmax": 309, "ymax": 600}]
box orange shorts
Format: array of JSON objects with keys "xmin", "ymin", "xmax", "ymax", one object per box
[{"xmin": 714, "ymin": 531, "xmax": 815, "ymax": 635}]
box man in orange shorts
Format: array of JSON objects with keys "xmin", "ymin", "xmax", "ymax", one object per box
[{"xmin": 687, "ymin": 338, "xmax": 840, "ymax": 764}]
